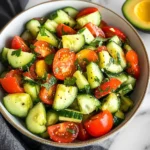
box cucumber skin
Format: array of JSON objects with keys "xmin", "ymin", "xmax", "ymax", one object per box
[{"xmin": 3, "ymin": 93, "xmax": 33, "ymax": 118}]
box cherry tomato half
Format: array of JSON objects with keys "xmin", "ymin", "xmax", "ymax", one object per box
[
  {"xmin": 76, "ymin": 49, "xmax": 98, "ymax": 70},
  {"xmin": 84, "ymin": 22, "xmax": 105, "ymax": 38},
  {"xmin": 53, "ymin": 48, "xmax": 76, "ymax": 80},
  {"xmin": 84, "ymin": 110, "xmax": 113, "ymax": 137},
  {"xmin": 99, "ymin": 20, "xmax": 108, "ymax": 28},
  {"xmin": 11, "ymin": 36, "xmax": 29, "ymax": 52},
  {"xmin": 94, "ymin": 78, "xmax": 121, "ymax": 99},
  {"xmin": 77, "ymin": 123, "xmax": 91, "ymax": 141},
  {"xmin": 56, "ymin": 24, "xmax": 76, "ymax": 37},
  {"xmin": 102, "ymin": 26, "xmax": 126, "ymax": 41},
  {"xmin": 47, "ymin": 122, "xmax": 79, "ymax": 143},
  {"xmin": 34, "ymin": 40, "xmax": 53, "ymax": 58},
  {"xmin": 76, "ymin": 7, "xmax": 98, "ymax": 18},
  {"xmin": 95, "ymin": 46, "xmax": 107, "ymax": 53},
  {"xmin": 0, "ymin": 70, "xmax": 24, "ymax": 93}
]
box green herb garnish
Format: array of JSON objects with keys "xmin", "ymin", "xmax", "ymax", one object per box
[
  {"xmin": 11, "ymin": 49, "xmax": 21, "ymax": 57},
  {"xmin": 64, "ymin": 77, "xmax": 76, "ymax": 86},
  {"xmin": 44, "ymin": 54, "xmax": 55, "ymax": 65},
  {"xmin": 67, "ymin": 128, "xmax": 76, "ymax": 134},
  {"xmin": 30, "ymin": 44, "xmax": 36, "ymax": 50},
  {"xmin": 40, "ymin": 27, "xmax": 47, "ymax": 36},
  {"xmin": 41, "ymin": 76, "xmax": 57, "ymax": 90}
]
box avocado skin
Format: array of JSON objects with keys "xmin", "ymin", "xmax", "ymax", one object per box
[{"xmin": 122, "ymin": 0, "xmax": 150, "ymax": 32}]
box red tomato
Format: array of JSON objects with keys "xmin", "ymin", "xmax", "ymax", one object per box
[
  {"xmin": 11, "ymin": 36, "xmax": 29, "ymax": 52},
  {"xmin": 34, "ymin": 41, "xmax": 53, "ymax": 58},
  {"xmin": 125, "ymin": 50, "xmax": 140, "ymax": 79},
  {"xmin": 29, "ymin": 63, "xmax": 37, "ymax": 79},
  {"xmin": 84, "ymin": 22, "xmax": 105, "ymax": 38},
  {"xmin": 99, "ymin": 20, "xmax": 108, "ymax": 28},
  {"xmin": 0, "ymin": 70, "xmax": 24, "ymax": 93},
  {"xmin": 77, "ymin": 123, "xmax": 91, "ymax": 141},
  {"xmin": 53, "ymin": 48, "xmax": 76, "ymax": 80},
  {"xmin": 76, "ymin": 7, "xmax": 98, "ymax": 18},
  {"xmin": 56, "ymin": 24, "xmax": 76, "ymax": 37},
  {"xmin": 96, "ymin": 46, "xmax": 107, "ymax": 53},
  {"xmin": 102, "ymin": 26, "xmax": 126, "ymax": 41},
  {"xmin": 84, "ymin": 110, "xmax": 113, "ymax": 137},
  {"xmin": 76, "ymin": 49, "xmax": 98, "ymax": 70},
  {"xmin": 39, "ymin": 74, "xmax": 57, "ymax": 105},
  {"xmin": 47, "ymin": 122, "xmax": 79, "ymax": 143},
  {"xmin": 94, "ymin": 78, "xmax": 121, "ymax": 99}
]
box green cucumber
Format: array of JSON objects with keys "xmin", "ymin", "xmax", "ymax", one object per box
[
  {"xmin": 26, "ymin": 19, "xmax": 41, "ymax": 38},
  {"xmin": 113, "ymin": 110, "xmax": 125, "ymax": 127},
  {"xmin": 3, "ymin": 93, "xmax": 33, "ymax": 118},
  {"xmin": 117, "ymin": 84, "xmax": 133, "ymax": 96},
  {"xmin": 59, "ymin": 109, "xmax": 83, "ymax": 123},
  {"xmin": 50, "ymin": 9, "xmax": 76, "ymax": 27},
  {"xmin": 123, "ymin": 75, "xmax": 136, "ymax": 87},
  {"xmin": 77, "ymin": 94, "xmax": 101, "ymax": 114},
  {"xmin": 26, "ymin": 102, "xmax": 46, "ymax": 134},
  {"xmin": 73, "ymin": 70, "xmax": 90, "ymax": 92},
  {"xmin": 43, "ymin": 19, "xmax": 58, "ymax": 33},
  {"xmin": 63, "ymin": 7, "xmax": 79, "ymax": 18},
  {"xmin": 21, "ymin": 30, "xmax": 33, "ymax": 41},
  {"xmin": 23, "ymin": 82, "xmax": 40, "ymax": 103},
  {"xmin": 62, "ymin": 34, "xmax": 85, "ymax": 52},
  {"xmin": 7, "ymin": 49, "xmax": 36, "ymax": 70},
  {"xmin": 86, "ymin": 62, "xmax": 103, "ymax": 89},
  {"xmin": 46, "ymin": 110, "xmax": 59, "ymax": 126},
  {"xmin": 36, "ymin": 28, "xmax": 58, "ymax": 47},
  {"xmin": 0, "ymin": 47, "xmax": 9, "ymax": 63},
  {"xmin": 109, "ymin": 36, "xmax": 122, "ymax": 46},
  {"xmin": 99, "ymin": 51, "xmax": 123, "ymax": 73},
  {"xmin": 52, "ymin": 84, "xmax": 78, "ymax": 111},
  {"xmin": 77, "ymin": 11, "xmax": 101, "ymax": 27},
  {"xmin": 101, "ymin": 93, "xmax": 120, "ymax": 113},
  {"xmin": 78, "ymin": 27, "xmax": 94, "ymax": 44},
  {"xmin": 107, "ymin": 41, "xmax": 127, "ymax": 69}
]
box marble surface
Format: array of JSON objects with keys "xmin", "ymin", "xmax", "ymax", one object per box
[{"xmin": 25, "ymin": 0, "xmax": 150, "ymax": 150}]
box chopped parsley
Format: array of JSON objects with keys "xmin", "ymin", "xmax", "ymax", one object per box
[
  {"xmin": 89, "ymin": 37, "xmax": 107, "ymax": 47},
  {"xmin": 44, "ymin": 54, "xmax": 55, "ymax": 65},
  {"xmin": 40, "ymin": 27, "xmax": 47, "ymax": 36},
  {"xmin": 67, "ymin": 128, "xmax": 76, "ymax": 134},
  {"xmin": 41, "ymin": 76, "xmax": 57, "ymax": 90},
  {"xmin": 94, "ymin": 77, "xmax": 100, "ymax": 82},
  {"xmin": 74, "ymin": 60, "xmax": 82, "ymax": 71},
  {"xmin": 64, "ymin": 77, "xmax": 76, "ymax": 86},
  {"xmin": 11, "ymin": 48, "xmax": 21, "ymax": 57},
  {"xmin": 85, "ymin": 85, "xmax": 91, "ymax": 94}
]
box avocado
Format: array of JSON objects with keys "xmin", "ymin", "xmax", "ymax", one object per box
[{"xmin": 122, "ymin": 0, "xmax": 150, "ymax": 31}]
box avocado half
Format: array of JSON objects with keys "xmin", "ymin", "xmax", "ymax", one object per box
[{"xmin": 122, "ymin": 0, "xmax": 150, "ymax": 31}]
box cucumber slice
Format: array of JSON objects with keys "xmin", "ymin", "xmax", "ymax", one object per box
[
  {"xmin": 23, "ymin": 82, "xmax": 40, "ymax": 103},
  {"xmin": 109, "ymin": 36, "xmax": 122, "ymax": 46},
  {"xmin": 50, "ymin": 9, "xmax": 76, "ymax": 27},
  {"xmin": 73, "ymin": 70, "xmax": 90, "ymax": 92},
  {"xmin": 69, "ymin": 98, "xmax": 79, "ymax": 110},
  {"xmin": 63, "ymin": 7, "xmax": 79, "ymax": 18},
  {"xmin": 3, "ymin": 93, "xmax": 33, "ymax": 118},
  {"xmin": 83, "ymin": 45, "xmax": 96, "ymax": 50},
  {"xmin": 113, "ymin": 110, "xmax": 125, "ymax": 127},
  {"xmin": 123, "ymin": 75, "xmax": 136, "ymax": 87},
  {"xmin": 77, "ymin": 94, "xmax": 101, "ymax": 114},
  {"xmin": 106, "ymin": 72, "xmax": 128, "ymax": 84},
  {"xmin": 62, "ymin": 34, "xmax": 85, "ymax": 52},
  {"xmin": 77, "ymin": 11, "xmax": 101, "ymax": 27},
  {"xmin": 7, "ymin": 49, "xmax": 36, "ymax": 70},
  {"xmin": 21, "ymin": 30, "xmax": 33, "ymax": 41},
  {"xmin": 0, "ymin": 47, "xmax": 9, "ymax": 63},
  {"xmin": 59, "ymin": 109, "xmax": 83, "ymax": 123},
  {"xmin": 99, "ymin": 51, "xmax": 123, "ymax": 73},
  {"xmin": 43, "ymin": 19, "xmax": 58, "ymax": 33},
  {"xmin": 52, "ymin": 84, "xmax": 78, "ymax": 111},
  {"xmin": 40, "ymin": 131, "xmax": 49, "ymax": 139},
  {"xmin": 46, "ymin": 110, "xmax": 59, "ymax": 126},
  {"xmin": 120, "ymin": 96, "xmax": 134, "ymax": 112},
  {"xmin": 117, "ymin": 84, "xmax": 133, "ymax": 96},
  {"xmin": 107, "ymin": 41, "xmax": 127, "ymax": 69},
  {"xmin": 26, "ymin": 102, "xmax": 46, "ymax": 134},
  {"xmin": 86, "ymin": 62, "xmax": 103, "ymax": 89},
  {"xmin": 37, "ymin": 28, "xmax": 58, "ymax": 47},
  {"xmin": 26, "ymin": 19, "xmax": 41, "ymax": 38},
  {"xmin": 101, "ymin": 93, "xmax": 120, "ymax": 113},
  {"xmin": 78, "ymin": 27, "xmax": 94, "ymax": 44}
]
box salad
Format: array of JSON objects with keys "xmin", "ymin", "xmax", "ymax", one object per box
[{"xmin": 0, "ymin": 7, "xmax": 140, "ymax": 143}]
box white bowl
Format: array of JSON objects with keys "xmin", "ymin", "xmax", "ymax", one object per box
[{"xmin": 0, "ymin": 0, "xmax": 149, "ymax": 148}]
